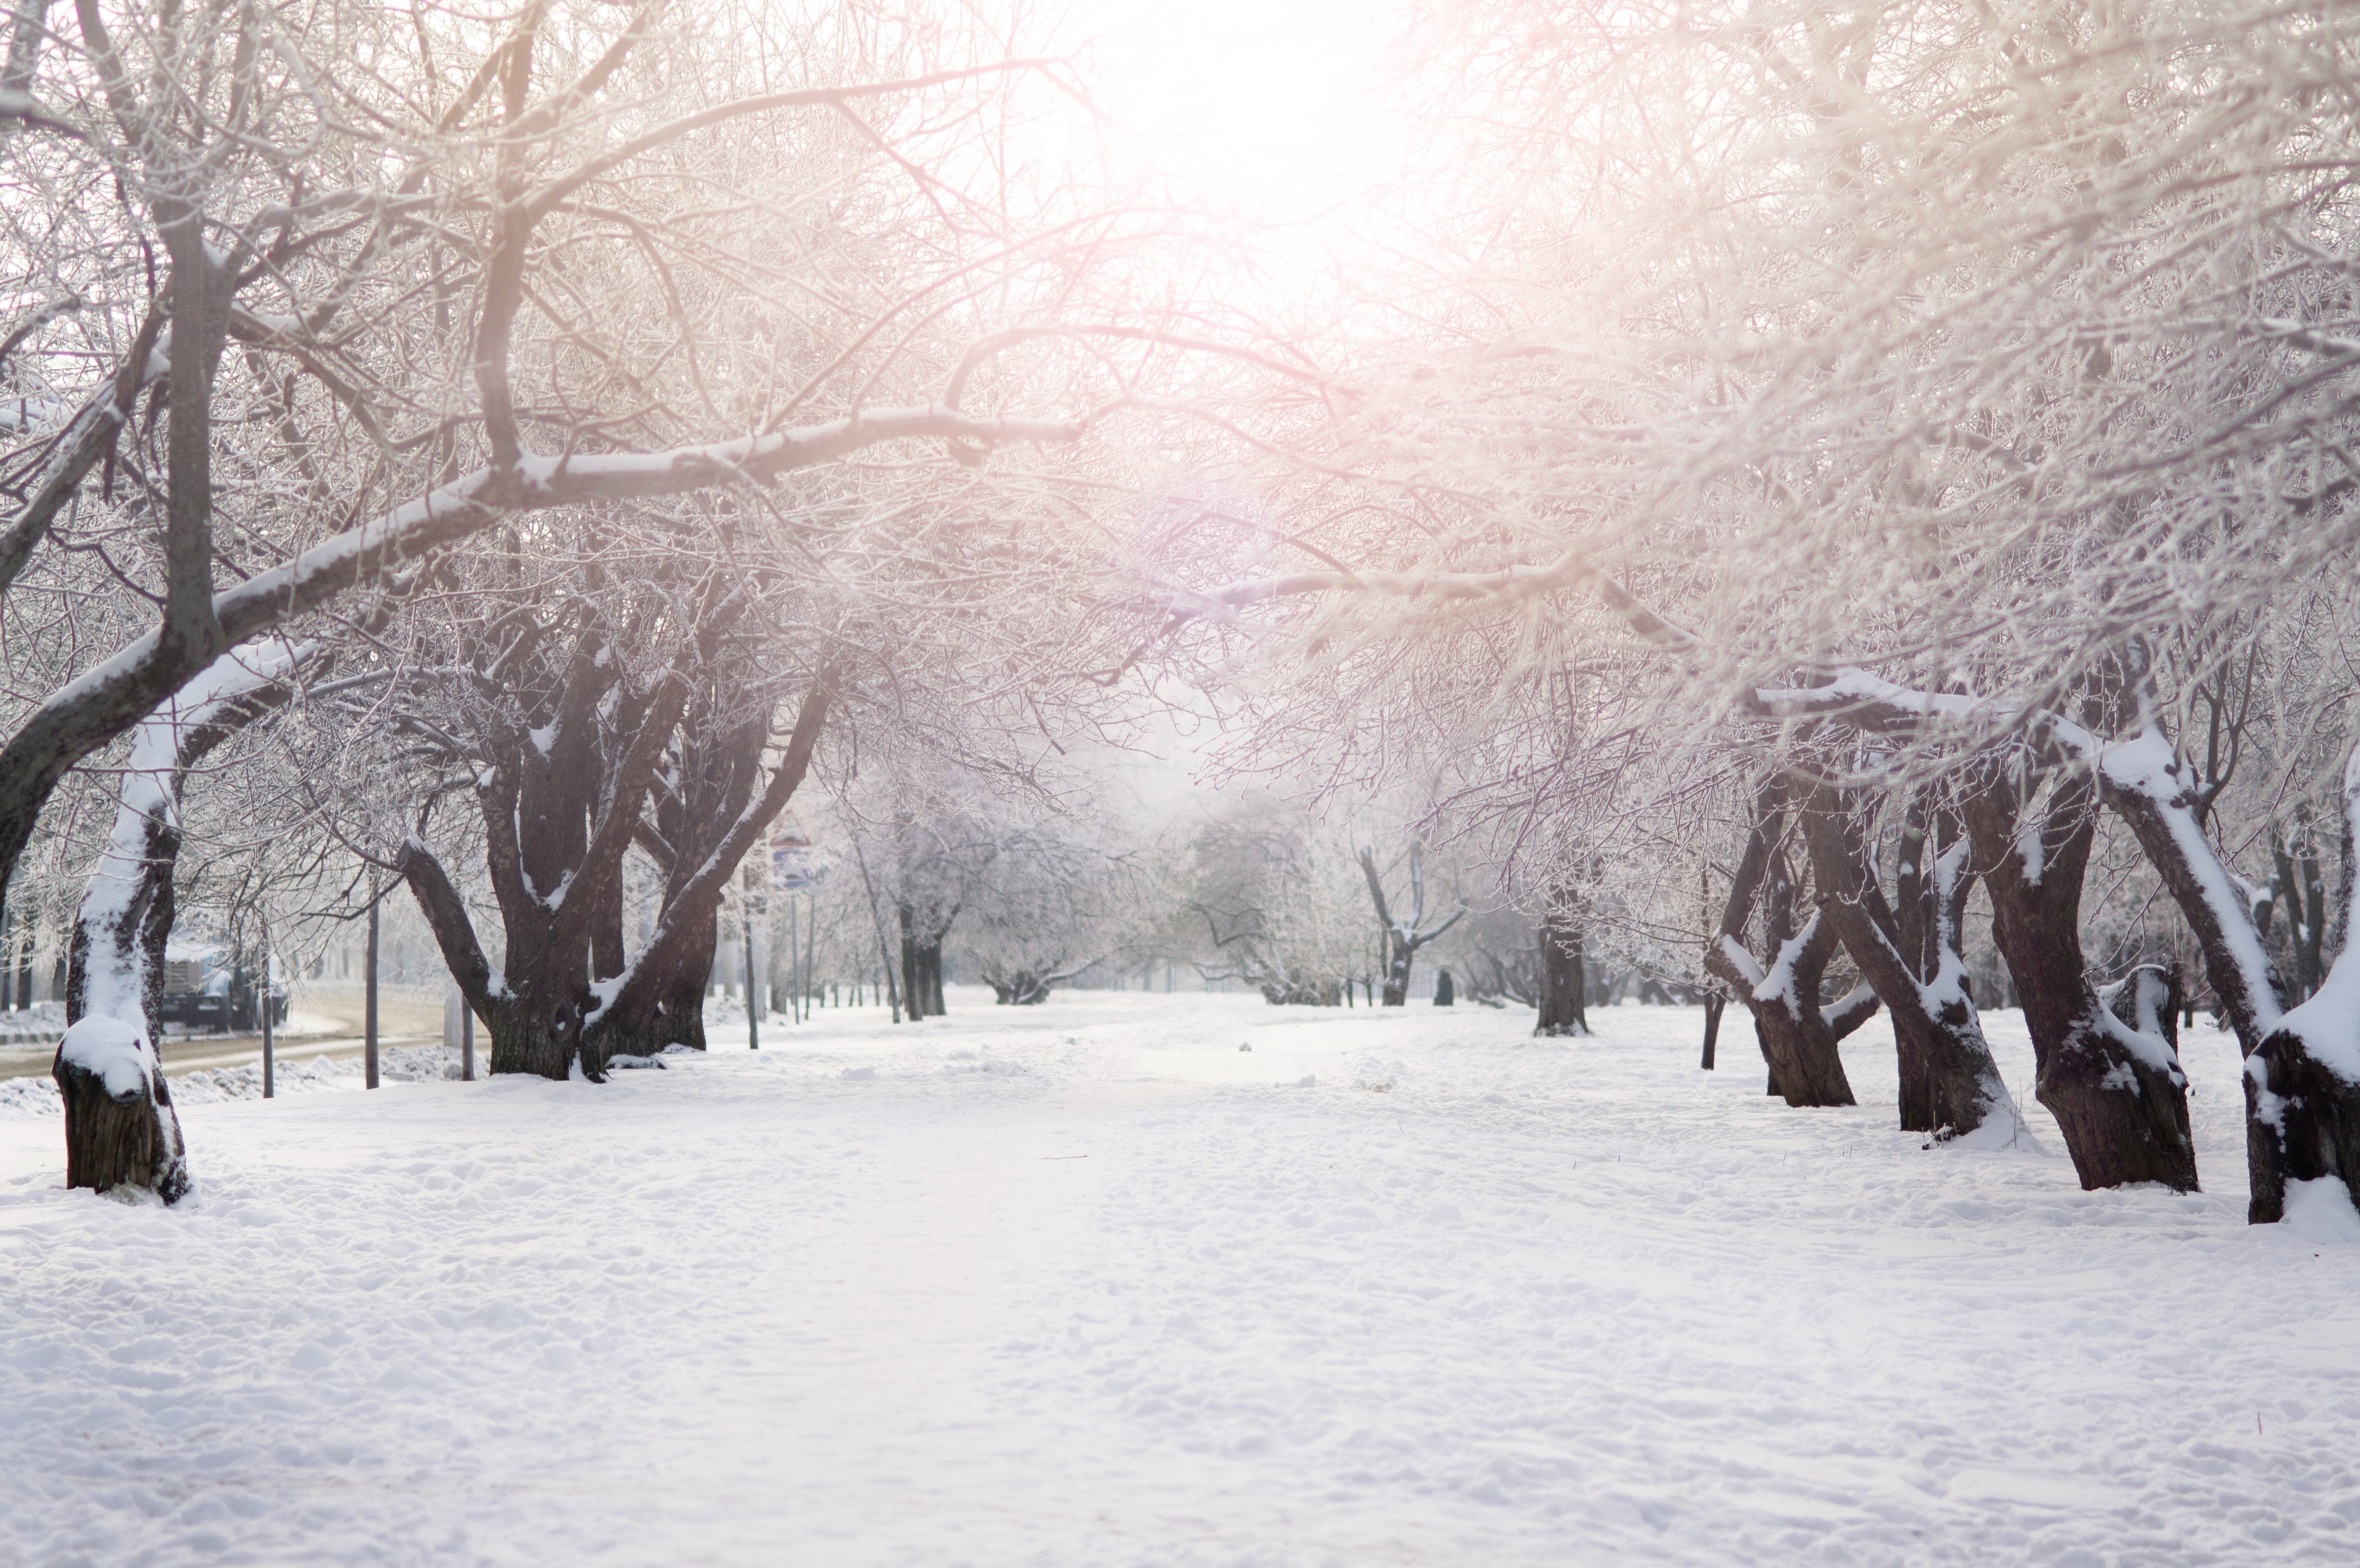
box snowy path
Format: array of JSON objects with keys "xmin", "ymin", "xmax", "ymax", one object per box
[{"xmin": 4, "ymin": 991, "xmax": 2358, "ymax": 1566}]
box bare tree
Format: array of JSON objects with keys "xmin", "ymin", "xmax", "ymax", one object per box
[{"xmin": 1356, "ymin": 840, "xmax": 1463, "ymax": 1007}]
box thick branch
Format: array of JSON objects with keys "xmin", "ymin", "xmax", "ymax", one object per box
[
  {"xmin": 400, "ymin": 838, "xmax": 498, "ymax": 1016},
  {"xmin": 0, "ymin": 302, "xmax": 165, "ymax": 597}
]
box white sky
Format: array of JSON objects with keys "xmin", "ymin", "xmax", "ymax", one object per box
[{"xmin": 1055, "ymin": 0, "xmax": 1416, "ymax": 238}]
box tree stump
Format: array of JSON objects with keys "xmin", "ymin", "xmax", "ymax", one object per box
[{"xmin": 53, "ymin": 1016, "xmax": 189, "ymax": 1203}]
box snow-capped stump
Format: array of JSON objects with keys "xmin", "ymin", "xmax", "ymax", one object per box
[{"xmin": 51, "ymin": 1015, "xmax": 189, "ymax": 1203}]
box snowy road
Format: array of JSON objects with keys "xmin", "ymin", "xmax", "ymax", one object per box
[{"xmin": 3, "ymin": 990, "xmax": 2358, "ymax": 1566}]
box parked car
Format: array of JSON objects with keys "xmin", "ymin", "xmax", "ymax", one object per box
[{"xmin": 157, "ymin": 944, "xmax": 288, "ymax": 1034}]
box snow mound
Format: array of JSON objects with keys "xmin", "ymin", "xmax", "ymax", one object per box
[
  {"xmin": 2, "ymin": 1044, "xmax": 480, "ymax": 1120},
  {"xmin": 2279, "ymin": 1176, "xmax": 2360, "ymax": 1243},
  {"xmin": 0, "ymin": 1077, "xmax": 60, "ymax": 1119},
  {"xmin": 56, "ymin": 1016, "xmax": 155, "ymax": 1101}
]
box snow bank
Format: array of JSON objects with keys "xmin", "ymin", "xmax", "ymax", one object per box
[{"xmin": 0, "ymin": 1043, "xmax": 470, "ymax": 1122}]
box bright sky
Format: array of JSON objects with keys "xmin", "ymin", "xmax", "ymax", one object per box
[{"xmin": 1061, "ymin": 0, "xmax": 1413, "ymax": 230}]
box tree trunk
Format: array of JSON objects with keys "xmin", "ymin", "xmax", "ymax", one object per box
[
  {"xmin": 1743, "ymin": 950, "xmax": 1864, "ymax": 1108},
  {"xmin": 1966, "ymin": 772, "xmax": 2197, "ymax": 1191},
  {"xmin": 1795, "ymin": 781, "xmax": 2020, "ymax": 1142},
  {"xmin": 54, "ymin": 1017, "xmax": 188, "ymax": 1202},
  {"xmin": 921, "ymin": 942, "xmax": 945, "ymax": 1016},
  {"xmin": 595, "ymin": 906, "xmax": 715, "ymax": 1056},
  {"xmin": 1700, "ymin": 991, "xmax": 1725, "ymax": 1069},
  {"xmin": 1702, "ymin": 783, "xmax": 1862, "ymax": 1107},
  {"xmin": 479, "ymin": 988, "xmax": 582, "ymax": 1079},
  {"xmin": 1535, "ymin": 889, "xmax": 1590, "ymax": 1037},
  {"xmin": 900, "ymin": 912, "xmax": 928, "ymax": 1019},
  {"xmin": 899, "ymin": 917, "xmax": 946, "ymax": 1020},
  {"xmin": 1380, "ymin": 930, "xmax": 1411, "ymax": 1006},
  {"xmin": 56, "ymin": 644, "xmax": 303, "ymax": 1201},
  {"xmin": 2244, "ymin": 746, "xmax": 2360, "ymax": 1222}
]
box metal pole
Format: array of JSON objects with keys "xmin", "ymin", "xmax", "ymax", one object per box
[
  {"xmin": 803, "ymin": 888, "xmax": 817, "ymax": 1025},
  {"xmin": 260, "ymin": 916, "xmax": 274, "ymax": 1100},
  {"xmin": 743, "ymin": 865, "xmax": 760, "ymax": 1052},
  {"xmin": 786, "ymin": 892, "xmax": 799, "ymax": 1025},
  {"xmin": 461, "ymin": 996, "xmax": 475, "ymax": 1081},
  {"xmin": 364, "ymin": 895, "xmax": 380, "ymax": 1090}
]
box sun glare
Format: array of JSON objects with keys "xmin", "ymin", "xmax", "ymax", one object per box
[{"xmin": 1069, "ymin": 0, "xmax": 1407, "ymax": 229}]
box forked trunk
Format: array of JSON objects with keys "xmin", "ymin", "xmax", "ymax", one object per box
[
  {"xmin": 1966, "ymin": 772, "xmax": 2196, "ymax": 1190},
  {"xmin": 1746, "ymin": 970, "xmax": 1862, "ymax": 1107},
  {"xmin": 1359, "ymin": 843, "xmax": 1463, "ymax": 1011},
  {"xmin": 1703, "ymin": 782, "xmax": 1865, "ymax": 1108},
  {"xmin": 1795, "ymin": 779, "xmax": 2021, "ymax": 1142}
]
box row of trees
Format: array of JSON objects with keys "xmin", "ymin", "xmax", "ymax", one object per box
[
  {"xmin": 17, "ymin": 0, "xmax": 2360, "ymax": 1235},
  {"xmin": 1142, "ymin": 0, "xmax": 2360, "ymax": 1223},
  {"xmin": 0, "ymin": 0, "xmax": 1205, "ymax": 1193}
]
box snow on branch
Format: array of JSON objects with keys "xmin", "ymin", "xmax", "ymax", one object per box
[
  {"xmin": 22, "ymin": 404, "xmax": 1080, "ymax": 789},
  {"xmin": 75, "ymin": 638, "xmax": 307, "ymax": 1026}
]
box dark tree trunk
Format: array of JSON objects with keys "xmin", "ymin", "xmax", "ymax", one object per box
[
  {"xmin": 2244, "ymin": 750, "xmax": 2360, "ymax": 1222},
  {"xmin": 1702, "ymin": 782, "xmax": 1862, "ymax": 1108},
  {"xmin": 899, "ymin": 912, "xmax": 946, "ymax": 1020},
  {"xmin": 405, "ymin": 627, "xmax": 688, "ymax": 1082},
  {"xmin": 2249, "ymin": 1016, "xmax": 2360, "ymax": 1224},
  {"xmin": 1745, "ymin": 955, "xmax": 1865, "ymax": 1108},
  {"xmin": 1965, "ymin": 772, "xmax": 2198, "ymax": 1191},
  {"xmin": 991, "ymin": 968, "xmax": 1056, "ymax": 1005},
  {"xmin": 54, "ymin": 1021, "xmax": 188, "ymax": 1202},
  {"xmin": 1886, "ymin": 787, "xmax": 1957, "ymax": 1131},
  {"xmin": 1380, "ymin": 929, "xmax": 1412, "ymax": 1006},
  {"xmin": 1535, "ymin": 886, "xmax": 1589, "ymax": 1037},
  {"xmin": 489, "ymin": 992, "xmax": 580, "ymax": 1080},
  {"xmin": 1795, "ymin": 779, "xmax": 2019, "ymax": 1142},
  {"xmin": 2083, "ymin": 731, "xmax": 2294, "ymax": 1219},
  {"xmin": 588, "ymin": 907, "xmax": 715, "ymax": 1056},
  {"xmin": 1700, "ymin": 991, "xmax": 1725, "ymax": 1069},
  {"xmin": 921, "ymin": 943, "xmax": 944, "ymax": 1016}
]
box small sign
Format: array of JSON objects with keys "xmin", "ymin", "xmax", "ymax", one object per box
[{"xmin": 771, "ymin": 815, "xmax": 816, "ymax": 891}]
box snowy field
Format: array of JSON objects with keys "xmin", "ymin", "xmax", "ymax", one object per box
[{"xmin": 3, "ymin": 990, "xmax": 2356, "ymax": 1568}]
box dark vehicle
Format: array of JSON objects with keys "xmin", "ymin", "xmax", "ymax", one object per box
[{"xmin": 157, "ymin": 946, "xmax": 289, "ymax": 1034}]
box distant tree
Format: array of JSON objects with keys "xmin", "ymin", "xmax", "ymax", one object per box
[{"xmin": 1357, "ymin": 841, "xmax": 1463, "ymax": 1008}]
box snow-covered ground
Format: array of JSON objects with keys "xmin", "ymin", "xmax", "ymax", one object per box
[{"xmin": 2, "ymin": 989, "xmax": 2355, "ymax": 1567}]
